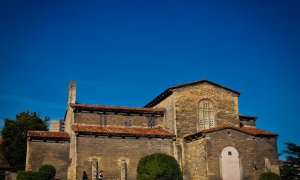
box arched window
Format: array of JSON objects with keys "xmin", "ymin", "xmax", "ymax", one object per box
[
  {"xmin": 121, "ymin": 160, "xmax": 127, "ymax": 180},
  {"xmin": 198, "ymin": 99, "xmax": 215, "ymax": 130}
]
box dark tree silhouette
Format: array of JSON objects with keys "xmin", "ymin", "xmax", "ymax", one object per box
[
  {"xmin": 1, "ymin": 111, "xmax": 48, "ymax": 171},
  {"xmin": 280, "ymin": 142, "xmax": 300, "ymax": 180}
]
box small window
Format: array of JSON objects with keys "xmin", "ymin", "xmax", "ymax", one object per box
[
  {"xmin": 264, "ymin": 158, "xmax": 271, "ymax": 172},
  {"xmin": 100, "ymin": 115, "xmax": 108, "ymax": 127},
  {"xmin": 124, "ymin": 117, "xmax": 131, "ymax": 128},
  {"xmin": 228, "ymin": 151, "xmax": 232, "ymax": 155},
  {"xmin": 92, "ymin": 159, "xmax": 98, "ymax": 179},
  {"xmin": 148, "ymin": 117, "xmax": 156, "ymax": 128},
  {"xmin": 121, "ymin": 160, "xmax": 127, "ymax": 180}
]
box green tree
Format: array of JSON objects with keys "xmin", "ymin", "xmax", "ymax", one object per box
[
  {"xmin": 280, "ymin": 142, "xmax": 300, "ymax": 180},
  {"xmin": 1, "ymin": 111, "xmax": 48, "ymax": 171},
  {"xmin": 136, "ymin": 153, "xmax": 182, "ymax": 180},
  {"xmin": 39, "ymin": 164, "xmax": 56, "ymax": 179},
  {"xmin": 259, "ymin": 172, "xmax": 281, "ymax": 180}
]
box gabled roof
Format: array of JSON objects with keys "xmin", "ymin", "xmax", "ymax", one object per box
[
  {"xmin": 27, "ymin": 131, "xmax": 70, "ymax": 141},
  {"xmin": 72, "ymin": 124, "xmax": 175, "ymax": 138},
  {"xmin": 184, "ymin": 125, "xmax": 277, "ymax": 140},
  {"xmin": 145, "ymin": 80, "xmax": 240, "ymax": 107},
  {"xmin": 70, "ymin": 103, "xmax": 164, "ymax": 116}
]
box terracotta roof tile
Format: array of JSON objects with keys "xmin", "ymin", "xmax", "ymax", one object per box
[
  {"xmin": 27, "ymin": 131, "xmax": 70, "ymax": 140},
  {"xmin": 240, "ymin": 126, "xmax": 277, "ymax": 136},
  {"xmin": 70, "ymin": 103, "xmax": 164, "ymax": 115},
  {"xmin": 72, "ymin": 124, "xmax": 175, "ymax": 138},
  {"xmin": 184, "ymin": 125, "xmax": 277, "ymax": 139},
  {"xmin": 145, "ymin": 80, "xmax": 240, "ymax": 107}
]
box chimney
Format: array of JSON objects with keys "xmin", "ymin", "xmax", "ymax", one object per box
[{"xmin": 68, "ymin": 80, "xmax": 76, "ymax": 104}]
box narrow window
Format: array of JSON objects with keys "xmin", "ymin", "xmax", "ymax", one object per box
[
  {"xmin": 121, "ymin": 160, "xmax": 127, "ymax": 180},
  {"xmin": 264, "ymin": 158, "xmax": 271, "ymax": 172},
  {"xmin": 198, "ymin": 99, "xmax": 215, "ymax": 130},
  {"xmin": 100, "ymin": 115, "xmax": 108, "ymax": 127},
  {"xmin": 124, "ymin": 117, "xmax": 131, "ymax": 128},
  {"xmin": 92, "ymin": 159, "xmax": 98, "ymax": 180},
  {"xmin": 148, "ymin": 117, "xmax": 156, "ymax": 128}
]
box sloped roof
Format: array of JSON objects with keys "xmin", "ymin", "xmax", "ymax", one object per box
[
  {"xmin": 70, "ymin": 103, "xmax": 164, "ymax": 115},
  {"xmin": 145, "ymin": 80, "xmax": 240, "ymax": 107},
  {"xmin": 184, "ymin": 125, "xmax": 277, "ymax": 140},
  {"xmin": 72, "ymin": 124, "xmax": 175, "ymax": 138},
  {"xmin": 27, "ymin": 131, "xmax": 70, "ymax": 140}
]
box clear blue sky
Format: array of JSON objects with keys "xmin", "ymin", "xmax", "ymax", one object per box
[{"xmin": 0, "ymin": 0, "xmax": 299, "ymax": 156}]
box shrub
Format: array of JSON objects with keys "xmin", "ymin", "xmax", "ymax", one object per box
[
  {"xmin": 17, "ymin": 164, "xmax": 56, "ymax": 180},
  {"xmin": 39, "ymin": 164, "xmax": 56, "ymax": 179},
  {"xmin": 259, "ymin": 172, "xmax": 281, "ymax": 180},
  {"xmin": 137, "ymin": 153, "xmax": 182, "ymax": 180},
  {"xmin": 17, "ymin": 171, "xmax": 47, "ymax": 180}
]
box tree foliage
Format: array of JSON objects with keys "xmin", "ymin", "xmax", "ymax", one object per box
[
  {"xmin": 280, "ymin": 142, "xmax": 300, "ymax": 180},
  {"xmin": 259, "ymin": 172, "xmax": 281, "ymax": 180},
  {"xmin": 1, "ymin": 111, "xmax": 48, "ymax": 171},
  {"xmin": 17, "ymin": 171, "xmax": 48, "ymax": 180},
  {"xmin": 136, "ymin": 153, "xmax": 182, "ymax": 180},
  {"xmin": 39, "ymin": 164, "xmax": 56, "ymax": 179}
]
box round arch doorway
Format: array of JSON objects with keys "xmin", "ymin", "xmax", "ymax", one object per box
[{"xmin": 220, "ymin": 146, "xmax": 241, "ymax": 180}]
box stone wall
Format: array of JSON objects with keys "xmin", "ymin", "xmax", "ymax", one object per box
[
  {"xmin": 74, "ymin": 112, "xmax": 164, "ymax": 128},
  {"xmin": 154, "ymin": 82, "xmax": 241, "ymax": 180},
  {"xmin": 26, "ymin": 141, "xmax": 70, "ymax": 180},
  {"xmin": 204, "ymin": 129, "xmax": 254, "ymax": 180},
  {"xmin": 155, "ymin": 96, "xmax": 175, "ymax": 133},
  {"xmin": 187, "ymin": 129, "xmax": 280, "ymax": 180},
  {"xmin": 155, "ymin": 82, "xmax": 239, "ymax": 138},
  {"xmin": 186, "ymin": 139, "xmax": 207, "ymax": 180},
  {"xmin": 253, "ymin": 137, "xmax": 280, "ymax": 176},
  {"xmin": 240, "ymin": 120, "xmax": 256, "ymax": 127},
  {"xmin": 76, "ymin": 136, "xmax": 173, "ymax": 180}
]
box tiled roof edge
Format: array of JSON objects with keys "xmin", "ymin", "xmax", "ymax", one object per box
[
  {"xmin": 27, "ymin": 131, "xmax": 70, "ymax": 140},
  {"xmin": 184, "ymin": 125, "xmax": 278, "ymax": 140},
  {"xmin": 70, "ymin": 103, "xmax": 164, "ymax": 115},
  {"xmin": 72, "ymin": 124, "xmax": 175, "ymax": 138}
]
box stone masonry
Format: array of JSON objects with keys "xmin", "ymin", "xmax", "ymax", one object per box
[{"xmin": 26, "ymin": 79, "xmax": 280, "ymax": 180}]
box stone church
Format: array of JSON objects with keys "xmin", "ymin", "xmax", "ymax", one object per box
[{"xmin": 25, "ymin": 80, "xmax": 280, "ymax": 180}]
